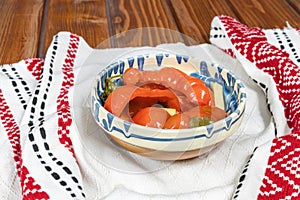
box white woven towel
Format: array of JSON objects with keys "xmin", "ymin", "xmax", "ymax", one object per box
[{"xmin": 0, "ymin": 15, "xmax": 299, "ymax": 199}]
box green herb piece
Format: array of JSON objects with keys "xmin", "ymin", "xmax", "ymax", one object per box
[
  {"xmin": 189, "ymin": 116, "xmax": 213, "ymax": 128},
  {"xmin": 100, "ymin": 74, "xmax": 123, "ymax": 102}
]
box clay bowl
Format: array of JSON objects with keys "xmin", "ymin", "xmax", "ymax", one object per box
[{"xmin": 90, "ymin": 53, "xmax": 246, "ymax": 160}]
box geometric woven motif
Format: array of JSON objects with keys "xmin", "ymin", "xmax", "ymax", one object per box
[{"xmin": 219, "ymin": 15, "xmax": 300, "ymax": 200}]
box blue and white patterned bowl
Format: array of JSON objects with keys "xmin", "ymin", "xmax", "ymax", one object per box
[{"xmin": 90, "ymin": 53, "xmax": 246, "ymax": 160}]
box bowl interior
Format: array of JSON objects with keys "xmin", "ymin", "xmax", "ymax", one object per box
[
  {"xmin": 90, "ymin": 53, "xmax": 246, "ymax": 158},
  {"xmin": 94, "ymin": 54, "xmax": 244, "ymax": 114}
]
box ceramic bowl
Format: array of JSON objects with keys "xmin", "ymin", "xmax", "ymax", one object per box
[{"xmin": 90, "ymin": 53, "xmax": 246, "ymax": 160}]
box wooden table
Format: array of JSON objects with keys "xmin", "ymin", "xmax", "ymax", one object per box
[{"xmin": 0, "ymin": 0, "xmax": 299, "ymax": 64}]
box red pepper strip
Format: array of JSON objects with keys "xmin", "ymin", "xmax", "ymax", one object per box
[
  {"xmin": 132, "ymin": 107, "xmax": 171, "ymax": 128},
  {"xmin": 123, "ymin": 67, "xmax": 214, "ymax": 107},
  {"xmin": 129, "ymin": 96, "xmax": 179, "ymax": 117},
  {"xmin": 104, "ymin": 85, "xmax": 181, "ymax": 117},
  {"xmin": 163, "ymin": 106, "xmax": 212, "ymax": 129},
  {"xmin": 163, "ymin": 113, "xmax": 190, "ymax": 129},
  {"xmin": 172, "ymin": 68, "xmax": 215, "ymax": 107},
  {"xmin": 123, "ymin": 68, "xmax": 141, "ymax": 85},
  {"xmin": 129, "ymin": 97, "xmax": 160, "ymax": 117},
  {"xmin": 128, "ymin": 83, "xmax": 175, "ymax": 116},
  {"xmin": 211, "ymin": 106, "xmax": 227, "ymax": 122},
  {"xmin": 163, "ymin": 106, "xmax": 226, "ymax": 129}
]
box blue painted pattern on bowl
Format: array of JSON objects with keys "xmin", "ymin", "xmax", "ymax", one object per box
[{"xmin": 90, "ymin": 53, "xmax": 246, "ymax": 159}]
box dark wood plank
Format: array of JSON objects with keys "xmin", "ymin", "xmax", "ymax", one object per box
[
  {"xmin": 108, "ymin": 0, "xmax": 187, "ymax": 47},
  {"xmin": 229, "ymin": 0, "xmax": 300, "ymax": 28},
  {"xmin": 42, "ymin": 0, "xmax": 110, "ymax": 57},
  {"xmin": 168, "ymin": 0, "xmax": 239, "ymax": 43},
  {"xmin": 0, "ymin": 0, "xmax": 44, "ymax": 64},
  {"xmin": 169, "ymin": 0, "xmax": 300, "ymax": 43},
  {"xmin": 287, "ymin": 0, "xmax": 300, "ymax": 16}
]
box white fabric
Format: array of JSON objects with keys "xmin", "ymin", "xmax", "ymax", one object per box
[
  {"xmin": 209, "ymin": 16, "xmax": 300, "ymax": 199},
  {"xmin": 69, "ymin": 37, "xmax": 274, "ymax": 199},
  {"xmin": 1, "ymin": 25, "xmax": 297, "ymax": 198}
]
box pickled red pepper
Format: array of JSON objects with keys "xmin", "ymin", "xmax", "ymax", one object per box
[
  {"xmin": 104, "ymin": 85, "xmax": 180, "ymax": 117},
  {"xmin": 123, "ymin": 67, "xmax": 214, "ymax": 107},
  {"xmin": 103, "ymin": 67, "xmax": 226, "ymax": 129}
]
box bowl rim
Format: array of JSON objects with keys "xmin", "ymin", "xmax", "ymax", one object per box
[{"xmin": 91, "ymin": 53, "xmax": 247, "ymax": 140}]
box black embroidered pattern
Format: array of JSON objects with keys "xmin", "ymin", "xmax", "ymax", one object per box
[
  {"xmin": 210, "ymin": 26, "xmax": 226, "ymax": 39},
  {"xmin": 273, "ymin": 31, "xmax": 285, "ymax": 50},
  {"xmin": 252, "ymin": 78, "xmax": 278, "ymax": 137},
  {"xmin": 233, "ymin": 147, "xmax": 258, "ymax": 199},
  {"xmin": 27, "ymin": 35, "xmax": 85, "ymax": 198},
  {"xmin": 1, "ymin": 64, "xmax": 32, "ymax": 109},
  {"xmin": 273, "ymin": 30, "xmax": 300, "ymax": 64},
  {"xmin": 282, "ymin": 31, "xmax": 300, "ymax": 63}
]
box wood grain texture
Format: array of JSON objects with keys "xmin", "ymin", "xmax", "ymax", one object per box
[
  {"xmin": 0, "ymin": 0, "xmax": 44, "ymax": 64},
  {"xmin": 108, "ymin": 0, "xmax": 187, "ymax": 47},
  {"xmin": 287, "ymin": 0, "xmax": 300, "ymax": 16},
  {"xmin": 42, "ymin": 0, "xmax": 110, "ymax": 57},
  {"xmin": 168, "ymin": 0, "xmax": 239, "ymax": 43},
  {"xmin": 0, "ymin": 0, "xmax": 299, "ymax": 64},
  {"xmin": 228, "ymin": 0, "xmax": 300, "ymax": 28}
]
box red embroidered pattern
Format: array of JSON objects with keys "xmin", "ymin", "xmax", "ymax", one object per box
[
  {"xmin": 20, "ymin": 166, "xmax": 50, "ymax": 199},
  {"xmin": 219, "ymin": 15, "xmax": 300, "ymax": 199},
  {"xmin": 260, "ymin": 132, "xmax": 300, "ymax": 199},
  {"xmin": 0, "ymin": 89, "xmax": 49, "ymax": 199},
  {"xmin": 56, "ymin": 34, "xmax": 80, "ymax": 156},
  {"xmin": 25, "ymin": 58, "xmax": 44, "ymax": 80},
  {"xmin": 220, "ymin": 16, "xmax": 300, "ymax": 130},
  {"xmin": 222, "ymin": 48, "xmax": 236, "ymax": 58}
]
